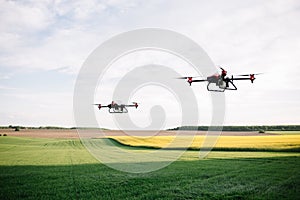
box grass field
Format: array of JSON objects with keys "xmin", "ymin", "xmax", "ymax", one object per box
[
  {"xmin": 0, "ymin": 136, "xmax": 300, "ymax": 199},
  {"xmin": 267, "ymin": 131, "xmax": 300, "ymax": 135}
]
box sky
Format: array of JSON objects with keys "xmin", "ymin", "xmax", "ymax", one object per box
[{"xmin": 0, "ymin": 0, "xmax": 299, "ymax": 129}]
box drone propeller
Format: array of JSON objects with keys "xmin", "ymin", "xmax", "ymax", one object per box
[
  {"xmin": 176, "ymin": 77, "xmax": 189, "ymax": 79},
  {"xmin": 231, "ymin": 73, "xmax": 262, "ymax": 83},
  {"xmin": 175, "ymin": 76, "xmax": 202, "ymax": 79},
  {"xmin": 132, "ymin": 102, "xmax": 139, "ymax": 108},
  {"xmin": 93, "ymin": 104, "xmax": 102, "ymax": 110},
  {"xmin": 176, "ymin": 76, "xmax": 204, "ymax": 86},
  {"xmin": 235, "ymin": 73, "xmax": 263, "ymax": 76}
]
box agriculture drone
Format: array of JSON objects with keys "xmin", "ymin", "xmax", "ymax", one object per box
[
  {"xmin": 94, "ymin": 101, "xmax": 139, "ymax": 113},
  {"xmin": 177, "ymin": 67, "xmax": 262, "ymax": 92}
]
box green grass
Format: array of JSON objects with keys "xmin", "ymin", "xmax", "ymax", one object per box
[
  {"xmin": 267, "ymin": 131, "xmax": 300, "ymax": 135},
  {"xmin": 0, "ymin": 136, "xmax": 299, "ymax": 199},
  {"xmin": 0, "ymin": 137, "xmax": 97, "ymax": 166}
]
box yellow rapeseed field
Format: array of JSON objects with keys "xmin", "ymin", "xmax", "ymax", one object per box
[{"xmin": 113, "ymin": 135, "xmax": 300, "ymax": 150}]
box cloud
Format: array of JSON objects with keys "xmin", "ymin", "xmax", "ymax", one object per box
[
  {"xmin": 0, "ymin": 73, "xmax": 11, "ymax": 80},
  {"xmin": 0, "ymin": 0, "xmax": 299, "ymax": 127},
  {"xmin": 0, "ymin": 91, "xmax": 74, "ymax": 127},
  {"xmin": 0, "ymin": 0, "xmax": 136, "ymax": 72},
  {"xmin": 0, "ymin": 1, "xmax": 54, "ymax": 33},
  {"xmin": 0, "ymin": 85, "xmax": 17, "ymax": 90}
]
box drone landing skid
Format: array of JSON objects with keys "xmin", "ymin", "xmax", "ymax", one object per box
[
  {"xmin": 108, "ymin": 108, "xmax": 128, "ymax": 113},
  {"xmin": 224, "ymin": 80, "xmax": 237, "ymax": 91},
  {"xmin": 207, "ymin": 82, "xmax": 225, "ymax": 92},
  {"xmin": 206, "ymin": 81, "xmax": 237, "ymax": 92}
]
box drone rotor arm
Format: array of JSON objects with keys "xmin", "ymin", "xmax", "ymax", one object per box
[
  {"xmin": 93, "ymin": 104, "xmax": 109, "ymax": 107},
  {"xmin": 192, "ymin": 79, "xmax": 208, "ymax": 82},
  {"xmin": 231, "ymin": 77, "xmax": 251, "ymax": 80},
  {"xmin": 125, "ymin": 102, "xmax": 139, "ymax": 108}
]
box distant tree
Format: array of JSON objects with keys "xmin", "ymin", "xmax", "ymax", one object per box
[{"xmin": 15, "ymin": 127, "xmax": 20, "ymax": 131}]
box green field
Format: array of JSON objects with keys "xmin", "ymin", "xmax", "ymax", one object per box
[
  {"xmin": 267, "ymin": 131, "xmax": 300, "ymax": 135},
  {"xmin": 0, "ymin": 136, "xmax": 300, "ymax": 199}
]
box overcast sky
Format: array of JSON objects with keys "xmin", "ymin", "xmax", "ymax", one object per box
[{"xmin": 0, "ymin": 0, "xmax": 299, "ymax": 128}]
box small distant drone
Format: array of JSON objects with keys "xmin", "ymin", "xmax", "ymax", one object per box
[
  {"xmin": 177, "ymin": 67, "xmax": 262, "ymax": 92},
  {"xmin": 94, "ymin": 101, "xmax": 139, "ymax": 113}
]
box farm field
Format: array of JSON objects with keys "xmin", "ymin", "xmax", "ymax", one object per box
[
  {"xmin": 266, "ymin": 131, "xmax": 300, "ymax": 135},
  {"xmin": 113, "ymin": 135, "xmax": 300, "ymax": 151},
  {"xmin": 0, "ymin": 131, "xmax": 300, "ymax": 199},
  {"xmin": 0, "ymin": 129, "xmax": 289, "ymax": 138}
]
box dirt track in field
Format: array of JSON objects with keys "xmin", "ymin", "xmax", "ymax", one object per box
[{"xmin": 0, "ymin": 129, "xmax": 276, "ymax": 138}]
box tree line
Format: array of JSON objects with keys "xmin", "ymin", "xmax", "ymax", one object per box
[{"xmin": 168, "ymin": 125, "xmax": 300, "ymax": 131}]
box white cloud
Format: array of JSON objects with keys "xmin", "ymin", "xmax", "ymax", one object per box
[
  {"xmin": 0, "ymin": 92, "xmax": 74, "ymax": 126},
  {"xmin": 0, "ymin": 0, "xmax": 134, "ymax": 72},
  {"xmin": 0, "ymin": 0, "xmax": 54, "ymax": 33},
  {"xmin": 0, "ymin": 0, "xmax": 299, "ymax": 127}
]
